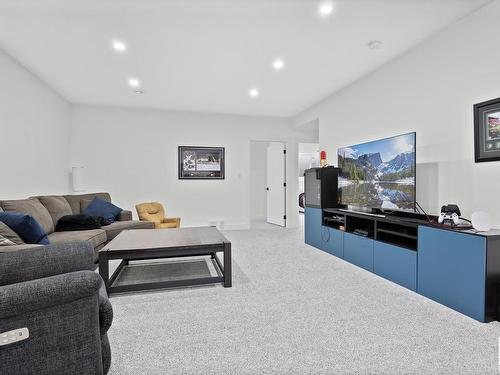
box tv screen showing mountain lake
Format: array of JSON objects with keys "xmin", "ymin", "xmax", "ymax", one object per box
[{"xmin": 338, "ymin": 133, "xmax": 416, "ymax": 211}]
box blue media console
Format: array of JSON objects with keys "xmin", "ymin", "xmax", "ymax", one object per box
[{"xmin": 304, "ymin": 207, "xmax": 500, "ymax": 323}]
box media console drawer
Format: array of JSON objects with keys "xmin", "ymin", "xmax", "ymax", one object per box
[{"xmin": 343, "ymin": 232, "xmax": 374, "ymax": 271}]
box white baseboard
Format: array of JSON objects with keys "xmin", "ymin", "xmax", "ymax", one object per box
[{"xmin": 222, "ymin": 223, "xmax": 251, "ymax": 231}]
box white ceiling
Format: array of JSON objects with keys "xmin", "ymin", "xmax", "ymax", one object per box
[{"xmin": 0, "ymin": 0, "xmax": 492, "ymax": 117}]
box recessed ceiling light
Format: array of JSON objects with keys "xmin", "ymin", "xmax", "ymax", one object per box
[
  {"xmin": 367, "ymin": 40, "xmax": 382, "ymax": 50},
  {"xmin": 272, "ymin": 58, "xmax": 285, "ymax": 71},
  {"xmin": 112, "ymin": 39, "xmax": 127, "ymax": 53},
  {"xmin": 134, "ymin": 90, "xmax": 144, "ymax": 94},
  {"xmin": 249, "ymin": 88, "xmax": 259, "ymax": 98},
  {"xmin": 128, "ymin": 78, "xmax": 140, "ymax": 88},
  {"xmin": 318, "ymin": 2, "xmax": 334, "ymax": 17}
]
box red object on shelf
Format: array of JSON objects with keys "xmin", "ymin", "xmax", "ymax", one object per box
[{"xmin": 320, "ymin": 150, "xmax": 327, "ymax": 167}]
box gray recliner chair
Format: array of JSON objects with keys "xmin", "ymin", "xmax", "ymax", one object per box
[{"xmin": 0, "ymin": 241, "xmax": 112, "ymax": 375}]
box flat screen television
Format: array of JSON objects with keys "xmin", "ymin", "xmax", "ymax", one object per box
[{"xmin": 337, "ymin": 132, "xmax": 416, "ymax": 212}]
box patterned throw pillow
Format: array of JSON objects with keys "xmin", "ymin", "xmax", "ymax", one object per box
[{"xmin": 0, "ymin": 234, "xmax": 15, "ymax": 246}]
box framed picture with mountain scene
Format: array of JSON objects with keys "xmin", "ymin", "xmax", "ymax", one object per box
[
  {"xmin": 474, "ymin": 97, "xmax": 500, "ymax": 163},
  {"xmin": 178, "ymin": 146, "xmax": 225, "ymax": 179}
]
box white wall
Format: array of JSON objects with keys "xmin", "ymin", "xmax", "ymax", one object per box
[
  {"xmin": 0, "ymin": 48, "xmax": 71, "ymax": 198},
  {"xmin": 69, "ymin": 105, "xmax": 316, "ymax": 229},
  {"xmin": 293, "ymin": 0, "xmax": 500, "ymax": 226},
  {"xmin": 250, "ymin": 141, "xmax": 268, "ymax": 221}
]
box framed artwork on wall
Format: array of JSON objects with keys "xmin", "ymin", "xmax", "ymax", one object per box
[
  {"xmin": 178, "ymin": 146, "xmax": 225, "ymax": 179},
  {"xmin": 474, "ymin": 97, "xmax": 500, "ymax": 163}
]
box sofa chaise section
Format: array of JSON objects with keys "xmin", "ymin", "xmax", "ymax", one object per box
[{"xmin": 48, "ymin": 229, "xmax": 107, "ymax": 251}]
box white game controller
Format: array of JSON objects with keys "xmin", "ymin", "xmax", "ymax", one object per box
[{"xmin": 438, "ymin": 212, "xmax": 459, "ymax": 225}]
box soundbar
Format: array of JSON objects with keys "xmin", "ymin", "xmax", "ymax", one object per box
[{"xmin": 339, "ymin": 209, "xmax": 386, "ymax": 218}]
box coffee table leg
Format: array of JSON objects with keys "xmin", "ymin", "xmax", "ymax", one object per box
[
  {"xmin": 223, "ymin": 242, "xmax": 232, "ymax": 287},
  {"xmin": 99, "ymin": 251, "xmax": 109, "ymax": 293}
]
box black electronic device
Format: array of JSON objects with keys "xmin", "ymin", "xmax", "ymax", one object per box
[
  {"xmin": 304, "ymin": 167, "xmax": 341, "ymax": 209},
  {"xmin": 323, "ymin": 215, "xmax": 345, "ymax": 226},
  {"xmin": 353, "ymin": 229, "xmax": 370, "ymax": 237}
]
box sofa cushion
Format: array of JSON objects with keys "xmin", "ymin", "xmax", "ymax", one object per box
[
  {"xmin": 80, "ymin": 199, "xmax": 92, "ymax": 212},
  {"xmin": 38, "ymin": 196, "xmax": 73, "ymax": 226},
  {"xmin": 83, "ymin": 198, "xmax": 122, "ymax": 225},
  {"xmin": 48, "ymin": 229, "xmax": 107, "ymax": 250},
  {"xmin": 0, "ymin": 212, "xmax": 50, "ymax": 245},
  {"xmin": 1, "ymin": 198, "xmax": 54, "ymax": 234},
  {"xmin": 64, "ymin": 193, "xmax": 112, "ymax": 214},
  {"xmin": 102, "ymin": 220, "xmax": 154, "ymax": 241},
  {"xmin": 0, "ymin": 222, "xmax": 24, "ymax": 245}
]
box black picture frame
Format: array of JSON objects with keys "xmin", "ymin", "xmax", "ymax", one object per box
[
  {"xmin": 178, "ymin": 146, "xmax": 225, "ymax": 180},
  {"xmin": 474, "ymin": 97, "xmax": 500, "ymax": 163}
]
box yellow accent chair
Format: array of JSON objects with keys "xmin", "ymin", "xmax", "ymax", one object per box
[{"xmin": 135, "ymin": 202, "xmax": 181, "ymax": 229}]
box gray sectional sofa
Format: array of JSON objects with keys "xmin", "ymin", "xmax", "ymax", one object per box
[{"xmin": 0, "ymin": 192, "xmax": 154, "ymax": 261}]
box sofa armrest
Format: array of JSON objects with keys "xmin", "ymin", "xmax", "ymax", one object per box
[
  {"xmin": 117, "ymin": 210, "xmax": 133, "ymax": 221},
  {"xmin": 98, "ymin": 283, "xmax": 113, "ymax": 334},
  {"xmin": 0, "ymin": 271, "xmax": 100, "ymax": 320},
  {"xmin": 162, "ymin": 217, "xmax": 181, "ymax": 226},
  {"xmin": 0, "ymin": 241, "xmax": 94, "ymax": 286},
  {"xmin": 0, "ymin": 271, "xmax": 105, "ymax": 374}
]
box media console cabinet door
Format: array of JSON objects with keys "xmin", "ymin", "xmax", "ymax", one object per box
[
  {"xmin": 330, "ymin": 228, "xmax": 344, "ymax": 258},
  {"xmin": 373, "ymin": 242, "xmax": 417, "ymax": 291},
  {"xmin": 343, "ymin": 232, "xmax": 374, "ymax": 272},
  {"xmin": 417, "ymin": 226, "xmax": 486, "ymax": 322},
  {"xmin": 320, "ymin": 227, "xmax": 344, "ymax": 258},
  {"xmin": 305, "ymin": 207, "xmax": 322, "ymax": 249}
]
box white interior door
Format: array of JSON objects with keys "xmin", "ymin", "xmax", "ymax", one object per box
[{"xmin": 266, "ymin": 142, "xmax": 286, "ymax": 226}]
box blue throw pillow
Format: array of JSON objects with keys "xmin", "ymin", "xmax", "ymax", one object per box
[
  {"xmin": 82, "ymin": 197, "xmax": 122, "ymax": 225},
  {"xmin": 0, "ymin": 212, "xmax": 50, "ymax": 245}
]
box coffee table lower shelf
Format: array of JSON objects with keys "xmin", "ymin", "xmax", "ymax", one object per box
[
  {"xmin": 98, "ymin": 233, "xmax": 232, "ymax": 295},
  {"xmin": 105, "ymin": 253, "xmax": 227, "ymax": 294}
]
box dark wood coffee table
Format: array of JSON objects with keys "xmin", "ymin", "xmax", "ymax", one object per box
[{"xmin": 98, "ymin": 227, "xmax": 231, "ymax": 294}]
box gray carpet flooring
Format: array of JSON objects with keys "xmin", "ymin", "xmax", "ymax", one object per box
[{"xmin": 107, "ymin": 223, "xmax": 500, "ymax": 374}]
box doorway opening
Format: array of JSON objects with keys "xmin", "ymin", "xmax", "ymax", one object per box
[{"xmin": 249, "ymin": 141, "xmax": 287, "ymax": 228}]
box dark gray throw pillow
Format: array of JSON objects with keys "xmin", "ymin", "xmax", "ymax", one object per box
[{"xmin": 55, "ymin": 214, "xmax": 104, "ymax": 232}]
